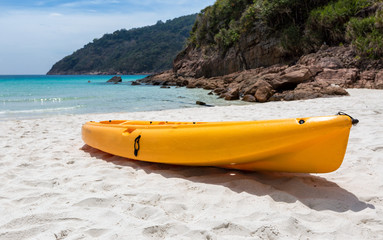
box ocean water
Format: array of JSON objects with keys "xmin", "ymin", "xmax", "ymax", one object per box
[{"xmin": 0, "ymin": 75, "xmax": 245, "ymax": 120}]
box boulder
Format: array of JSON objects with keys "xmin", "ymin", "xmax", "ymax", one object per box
[
  {"xmin": 186, "ymin": 82, "xmax": 197, "ymax": 88},
  {"xmin": 107, "ymin": 76, "xmax": 122, "ymax": 83},
  {"xmin": 223, "ymin": 87, "xmax": 240, "ymax": 100},
  {"xmin": 317, "ymin": 57, "xmax": 344, "ymax": 69},
  {"xmin": 196, "ymin": 101, "xmax": 214, "ymax": 107},
  {"xmin": 281, "ymin": 67, "xmax": 312, "ymax": 82},
  {"xmin": 242, "ymin": 79, "xmax": 274, "ymax": 102},
  {"xmin": 146, "ymin": 70, "xmax": 174, "ymax": 81},
  {"xmin": 213, "ymin": 88, "xmax": 226, "ymax": 94},
  {"xmin": 202, "ymin": 82, "xmax": 217, "ymax": 90},
  {"xmin": 152, "ymin": 81, "xmax": 162, "ymax": 86},
  {"xmin": 270, "ymin": 67, "xmax": 312, "ymax": 90},
  {"xmin": 242, "ymin": 94, "xmax": 256, "ymax": 102},
  {"xmin": 315, "ymin": 68, "xmax": 358, "ymax": 87},
  {"xmin": 307, "ymin": 66, "xmax": 323, "ymax": 76},
  {"xmin": 323, "ymin": 85, "xmax": 349, "ymax": 96},
  {"xmin": 186, "ymin": 80, "xmax": 206, "ymax": 89},
  {"xmin": 255, "ymin": 86, "xmax": 274, "ymax": 102},
  {"xmin": 269, "ymin": 82, "xmax": 348, "ymax": 101},
  {"xmin": 375, "ymin": 70, "xmax": 383, "ymax": 89},
  {"xmin": 357, "ymin": 70, "xmax": 377, "ymax": 88},
  {"xmin": 177, "ymin": 79, "xmax": 189, "ymax": 87}
]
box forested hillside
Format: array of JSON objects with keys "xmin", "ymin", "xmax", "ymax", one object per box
[
  {"xmin": 172, "ymin": 0, "xmax": 383, "ymax": 78},
  {"xmin": 47, "ymin": 14, "xmax": 197, "ymax": 75},
  {"xmin": 189, "ymin": 0, "xmax": 382, "ymax": 59}
]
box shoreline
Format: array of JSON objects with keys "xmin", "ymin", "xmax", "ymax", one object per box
[
  {"xmin": 1, "ymin": 88, "xmax": 382, "ymax": 239},
  {"xmin": 0, "ymin": 88, "xmax": 380, "ymax": 122},
  {"xmin": 2, "ymin": 74, "xmax": 247, "ymax": 121}
]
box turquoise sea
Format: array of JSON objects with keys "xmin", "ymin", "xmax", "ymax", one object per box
[{"xmin": 0, "ymin": 75, "xmax": 243, "ymax": 120}]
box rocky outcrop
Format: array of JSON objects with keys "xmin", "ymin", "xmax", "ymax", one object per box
[
  {"xmin": 269, "ymin": 82, "xmax": 349, "ymax": 101},
  {"xmin": 135, "ymin": 46, "xmax": 383, "ymax": 103},
  {"xmin": 354, "ymin": 70, "xmax": 383, "ymax": 89},
  {"xmin": 173, "ymin": 23, "xmax": 285, "ymax": 78},
  {"xmin": 107, "ymin": 76, "xmax": 122, "ymax": 84}
]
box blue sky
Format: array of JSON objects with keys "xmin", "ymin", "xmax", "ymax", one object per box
[{"xmin": 0, "ymin": 0, "xmax": 215, "ymax": 74}]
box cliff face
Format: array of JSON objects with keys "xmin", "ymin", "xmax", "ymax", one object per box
[
  {"xmin": 172, "ymin": 0, "xmax": 383, "ymax": 79},
  {"xmin": 173, "ymin": 23, "xmax": 284, "ymax": 78}
]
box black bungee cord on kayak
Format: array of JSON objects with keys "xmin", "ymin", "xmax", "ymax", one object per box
[{"xmin": 337, "ymin": 112, "xmax": 359, "ymax": 125}]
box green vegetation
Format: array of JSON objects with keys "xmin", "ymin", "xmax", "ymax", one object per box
[
  {"xmin": 189, "ymin": 0, "xmax": 332, "ymax": 51},
  {"xmin": 189, "ymin": 0, "xmax": 252, "ymax": 49},
  {"xmin": 48, "ymin": 14, "xmax": 197, "ymax": 74},
  {"xmin": 346, "ymin": 8, "xmax": 383, "ymax": 58},
  {"xmin": 189, "ymin": 0, "xmax": 383, "ymax": 58},
  {"xmin": 306, "ymin": 0, "xmax": 373, "ymax": 45}
]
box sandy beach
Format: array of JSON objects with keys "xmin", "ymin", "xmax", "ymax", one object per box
[{"xmin": 0, "ymin": 88, "xmax": 382, "ymax": 239}]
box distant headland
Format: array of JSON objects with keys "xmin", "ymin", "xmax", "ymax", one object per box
[{"xmin": 47, "ymin": 14, "xmax": 197, "ymax": 75}]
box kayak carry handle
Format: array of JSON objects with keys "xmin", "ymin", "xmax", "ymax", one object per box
[
  {"xmin": 134, "ymin": 135, "xmax": 141, "ymax": 157},
  {"xmin": 337, "ymin": 112, "xmax": 359, "ymax": 125}
]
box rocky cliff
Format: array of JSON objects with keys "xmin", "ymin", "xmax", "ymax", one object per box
[
  {"xmin": 137, "ymin": 0, "xmax": 383, "ymax": 103},
  {"xmin": 172, "ymin": 22, "xmax": 284, "ymax": 78},
  {"xmin": 138, "ymin": 45, "xmax": 383, "ymax": 102}
]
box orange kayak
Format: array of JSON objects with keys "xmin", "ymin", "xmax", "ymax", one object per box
[{"xmin": 82, "ymin": 113, "xmax": 358, "ymax": 173}]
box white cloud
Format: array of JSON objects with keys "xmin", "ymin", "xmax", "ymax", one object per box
[{"xmin": 49, "ymin": 12, "xmax": 63, "ymax": 17}]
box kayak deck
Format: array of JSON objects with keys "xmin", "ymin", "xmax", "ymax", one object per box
[{"xmin": 82, "ymin": 115, "xmax": 355, "ymax": 173}]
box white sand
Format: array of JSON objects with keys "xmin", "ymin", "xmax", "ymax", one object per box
[{"xmin": 0, "ymin": 88, "xmax": 382, "ymax": 239}]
